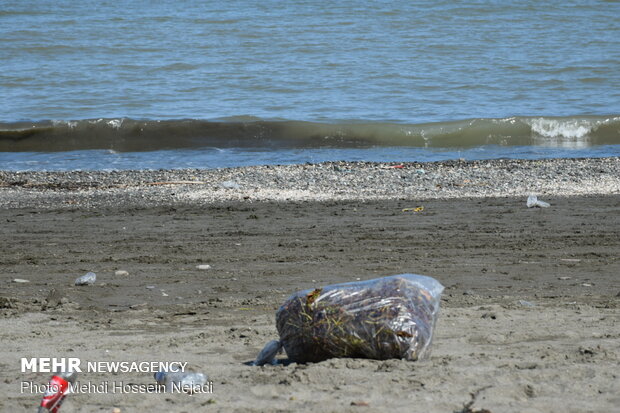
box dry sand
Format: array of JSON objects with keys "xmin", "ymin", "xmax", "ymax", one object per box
[{"xmin": 1, "ymin": 159, "xmax": 619, "ymax": 412}]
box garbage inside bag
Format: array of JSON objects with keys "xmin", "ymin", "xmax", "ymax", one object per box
[{"xmin": 274, "ymin": 273, "xmax": 444, "ymax": 363}]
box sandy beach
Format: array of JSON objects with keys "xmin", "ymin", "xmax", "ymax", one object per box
[{"xmin": 1, "ymin": 158, "xmax": 619, "ymax": 412}]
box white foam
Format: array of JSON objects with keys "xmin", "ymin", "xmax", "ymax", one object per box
[
  {"xmin": 51, "ymin": 120, "xmax": 78, "ymax": 129},
  {"xmin": 527, "ymin": 117, "xmax": 602, "ymax": 148},
  {"xmin": 106, "ymin": 119, "xmax": 124, "ymax": 129}
]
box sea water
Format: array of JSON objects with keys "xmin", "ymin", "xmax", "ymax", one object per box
[{"xmin": 1, "ymin": 0, "xmax": 619, "ymax": 170}]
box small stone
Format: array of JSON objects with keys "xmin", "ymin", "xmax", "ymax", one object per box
[
  {"xmin": 115, "ymin": 270, "xmax": 129, "ymax": 276},
  {"xmin": 12, "ymin": 278, "xmax": 30, "ymax": 283},
  {"xmin": 581, "ymin": 283, "xmax": 593, "ymax": 287},
  {"xmin": 196, "ymin": 264, "xmax": 212, "ymax": 270},
  {"xmin": 524, "ymin": 384, "xmax": 536, "ymax": 398},
  {"xmin": 45, "ymin": 288, "xmax": 64, "ymax": 308},
  {"xmin": 0, "ymin": 297, "xmax": 16, "ymax": 308},
  {"xmin": 558, "ymin": 276, "xmax": 571, "ymax": 280},
  {"xmin": 112, "ymin": 408, "xmax": 122, "ymax": 413}
]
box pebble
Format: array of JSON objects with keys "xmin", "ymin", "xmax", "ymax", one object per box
[
  {"xmin": 196, "ymin": 264, "xmax": 212, "ymax": 270},
  {"xmin": 1, "ymin": 158, "xmax": 618, "ymax": 207},
  {"xmin": 12, "ymin": 278, "xmax": 30, "ymax": 283},
  {"xmin": 115, "ymin": 270, "xmax": 129, "ymax": 276}
]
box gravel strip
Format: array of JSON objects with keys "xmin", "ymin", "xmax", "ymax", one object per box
[{"xmin": 1, "ymin": 157, "xmax": 619, "ymax": 209}]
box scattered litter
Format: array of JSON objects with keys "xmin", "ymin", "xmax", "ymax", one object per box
[
  {"xmin": 402, "ymin": 206, "xmax": 424, "ymax": 213},
  {"xmin": 220, "ymin": 180, "xmax": 241, "ymax": 189},
  {"xmin": 161, "ymin": 292, "xmax": 169, "ymax": 297},
  {"xmin": 560, "ymin": 259, "xmax": 581, "ymax": 262},
  {"xmin": 581, "ymin": 283, "xmax": 593, "ymax": 287},
  {"xmin": 115, "ymin": 270, "xmax": 129, "ymax": 276},
  {"xmin": 558, "ymin": 276, "xmax": 571, "ymax": 280},
  {"xmin": 252, "ymin": 340, "xmax": 282, "ymax": 366},
  {"xmin": 351, "ymin": 401, "xmax": 370, "ymax": 407},
  {"xmin": 146, "ymin": 285, "xmax": 156, "ymax": 289},
  {"xmin": 74, "ymin": 272, "xmax": 96, "ymax": 286},
  {"xmin": 12, "ymin": 278, "xmax": 30, "ymax": 283},
  {"xmin": 388, "ymin": 164, "xmax": 404, "ymax": 169},
  {"xmin": 526, "ymin": 195, "xmax": 550, "ymax": 208},
  {"xmin": 112, "ymin": 408, "xmax": 122, "ymax": 413},
  {"xmin": 518, "ymin": 300, "xmax": 535, "ymax": 307},
  {"xmin": 271, "ymin": 273, "xmax": 444, "ymax": 363},
  {"xmin": 38, "ymin": 370, "xmax": 77, "ymax": 412},
  {"xmin": 416, "ymin": 169, "xmax": 426, "ymax": 175},
  {"xmin": 196, "ymin": 264, "xmax": 212, "ymax": 270},
  {"xmin": 154, "ymin": 370, "xmax": 208, "ymax": 393}
]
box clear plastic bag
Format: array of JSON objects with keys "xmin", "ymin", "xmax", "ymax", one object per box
[
  {"xmin": 527, "ymin": 195, "xmax": 550, "ymax": 208},
  {"xmin": 275, "ymin": 274, "xmax": 444, "ymax": 363}
]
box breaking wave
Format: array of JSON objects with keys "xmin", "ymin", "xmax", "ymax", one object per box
[{"xmin": 1, "ymin": 116, "xmax": 619, "ymax": 152}]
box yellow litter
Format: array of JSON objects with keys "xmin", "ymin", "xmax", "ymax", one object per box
[{"xmin": 402, "ymin": 206, "xmax": 424, "ymax": 213}]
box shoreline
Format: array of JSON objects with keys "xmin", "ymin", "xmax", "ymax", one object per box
[{"xmin": 1, "ymin": 157, "xmax": 619, "ymax": 208}]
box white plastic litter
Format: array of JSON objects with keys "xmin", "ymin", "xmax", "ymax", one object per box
[
  {"xmin": 252, "ymin": 340, "xmax": 282, "ymax": 366},
  {"xmin": 74, "ymin": 272, "xmax": 96, "ymax": 286},
  {"xmin": 527, "ymin": 195, "xmax": 550, "ymax": 208},
  {"xmin": 220, "ymin": 180, "xmax": 241, "ymax": 189}
]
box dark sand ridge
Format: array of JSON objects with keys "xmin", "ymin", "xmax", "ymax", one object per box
[{"xmin": 1, "ymin": 158, "xmax": 618, "ymax": 412}]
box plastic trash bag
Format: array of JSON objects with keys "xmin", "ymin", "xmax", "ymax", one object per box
[{"xmin": 274, "ymin": 274, "xmax": 444, "ymax": 363}]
